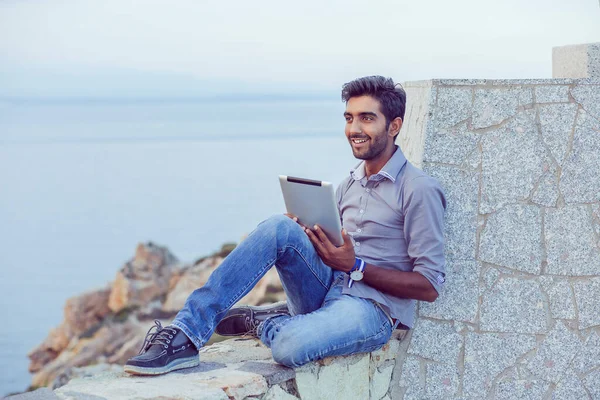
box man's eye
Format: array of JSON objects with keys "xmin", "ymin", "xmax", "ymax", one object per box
[
  {"xmin": 345, "ymin": 117, "xmax": 352, "ymax": 122},
  {"xmin": 363, "ymin": 116, "xmax": 373, "ymax": 121}
]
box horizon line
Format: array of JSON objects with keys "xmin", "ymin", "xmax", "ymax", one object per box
[{"xmin": 0, "ymin": 92, "xmax": 339, "ymax": 105}]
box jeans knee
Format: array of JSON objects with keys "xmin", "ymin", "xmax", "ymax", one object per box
[
  {"xmin": 271, "ymin": 342, "xmax": 302, "ymax": 368},
  {"xmin": 259, "ymin": 214, "xmax": 300, "ymax": 240},
  {"xmin": 266, "ymin": 214, "xmax": 296, "ymax": 229},
  {"xmin": 269, "ymin": 328, "xmax": 308, "ymax": 368}
]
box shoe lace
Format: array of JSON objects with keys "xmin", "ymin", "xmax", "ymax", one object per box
[
  {"xmin": 138, "ymin": 320, "xmax": 178, "ymax": 354},
  {"xmin": 244, "ymin": 315, "xmax": 261, "ymax": 336}
]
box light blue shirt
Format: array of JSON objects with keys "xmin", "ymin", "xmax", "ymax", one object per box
[{"xmin": 337, "ymin": 146, "xmax": 447, "ymax": 328}]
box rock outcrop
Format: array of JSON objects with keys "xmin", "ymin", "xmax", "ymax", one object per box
[
  {"xmin": 108, "ymin": 242, "xmax": 179, "ymax": 312},
  {"xmin": 27, "ymin": 241, "xmax": 286, "ymax": 389}
]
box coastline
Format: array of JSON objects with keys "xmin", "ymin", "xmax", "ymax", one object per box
[{"xmin": 14, "ymin": 241, "xmax": 285, "ymax": 396}]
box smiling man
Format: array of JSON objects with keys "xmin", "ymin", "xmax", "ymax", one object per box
[{"xmin": 124, "ymin": 76, "xmax": 447, "ymax": 376}]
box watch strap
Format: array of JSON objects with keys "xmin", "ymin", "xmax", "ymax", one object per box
[{"xmin": 348, "ymin": 258, "xmax": 365, "ymax": 288}]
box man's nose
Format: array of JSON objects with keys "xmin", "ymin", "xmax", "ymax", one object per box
[{"xmin": 349, "ymin": 119, "xmax": 362, "ymax": 134}]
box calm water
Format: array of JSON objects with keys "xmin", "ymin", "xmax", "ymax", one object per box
[{"xmin": 0, "ymin": 97, "xmax": 357, "ymax": 395}]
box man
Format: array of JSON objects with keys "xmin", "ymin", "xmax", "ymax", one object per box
[{"xmin": 124, "ymin": 75, "xmax": 447, "ymax": 375}]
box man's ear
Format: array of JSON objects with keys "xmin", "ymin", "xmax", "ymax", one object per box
[{"xmin": 388, "ymin": 117, "xmax": 403, "ymax": 137}]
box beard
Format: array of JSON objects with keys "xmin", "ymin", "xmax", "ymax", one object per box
[{"xmin": 350, "ymin": 131, "xmax": 389, "ymax": 160}]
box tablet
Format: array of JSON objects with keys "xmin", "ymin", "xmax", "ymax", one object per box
[{"xmin": 279, "ymin": 175, "xmax": 344, "ymax": 247}]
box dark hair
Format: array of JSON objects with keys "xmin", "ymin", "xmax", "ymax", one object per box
[{"xmin": 341, "ymin": 76, "xmax": 406, "ymax": 139}]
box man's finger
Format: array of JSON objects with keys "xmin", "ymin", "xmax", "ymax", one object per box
[
  {"xmin": 342, "ymin": 229, "xmax": 353, "ymax": 247},
  {"xmin": 305, "ymin": 227, "xmax": 326, "ymax": 253},
  {"xmin": 284, "ymin": 213, "xmax": 298, "ymax": 223},
  {"xmin": 312, "ymin": 225, "xmax": 332, "ymax": 248}
]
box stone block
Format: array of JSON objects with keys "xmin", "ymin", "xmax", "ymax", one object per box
[
  {"xmin": 545, "ymin": 205, "xmax": 600, "ymax": 276},
  {"xmin": 407, "ymin": 319, "xmax": 462, "ymax": 365},
  {"xmin": 472, "ymin": 87, "xmax": 533, "ymax": 129},
  {"xmin": 571, "ymin": 330, "xmax": 600, "ymax": 375},
  {"xmin": 433, "ymin": 87, "xmax": 472, "ymax": 129},
  {"xmin": 420, "ymin": 259, "xmax": 479, "ymax": 322},
  {"xmin": 398, "ymin": 356, "xmax": 425, "ymax": 400},
  {"xmin": 425, "ymin": 363, "xmax": 459, "ymax": 398},
  {"xmin": 463, "ymin": 332, "xmax": 537, "ymax": 398},
  {"xmin": 433, "ymin": 79, "xmax": 488, "ymax": 85},
  {"xmin": 592, "ymin": 203, "xmax": 600, "ymax": 237},
  {"xmin": 551, "ymin": 368, "xmax": 589, "ymax": 400},
  {"xmin": 480, "ymin": 110, "xmax": 549, "ymax": 213},
  {"xmin": 489, "ymin": 78, "xmax": 575, "ymax": 85},
  {"xmin": 6, "ymin": 388, "xmax": 60, "ymax": 400},
  {"xmin": 295, "ymin": 353, "xmax": 370, "ymax": 400},
  {"xmin": 201, "ymin": 369, "xmax": 269, "ymax": 400},
  {"xmin": 54, "ymin": 370, "xmax": 231, "ymax": 400},
  {"xmin": 572, "ymin": 278, "xmax": 600, "ymax": 329},
  {"xmin": 424, "ymin": 165, "xmax": 478, "ymax": 259},
  {"xmin": 369, "ymin": 337, "xmax": 403, "ymax": 400},
  {"xmin": 480, "ymin": 266, "xmax": 501, "ymax": 296},
  {"xmin": 399, "ymin": 81, "xmax": 433, "ymax": 168},
  {"xmin": 423, "ymin": 123, "xmax": 479, "ymax": 165},
  {"xmin": 262, "ymin": 385, "xmax": 299, "ymax": 400},
  {"xmin": 561, "ymin": 109, "xmax": 600, "ymax": 203},
  {"xmin": 531, "ymin": 166, "xmax": 560, "ymax": 207},
  {"xmin": 583, "ymin": 368, "xmax": 600, "ymax": 399},
  {"xmin": 480, "ymin": 277, "xmax": 548, "ymax": 334},
  {"xmin": 553, "ymin": 42, "xmax": 600, "ymax": 79},
  {"xmin": 199, "ymin": 338, "xmax": 273, "ymax": 363},
  {"xmin": 369, "ymin": 361, "xmax": 394, "ymax": 400},
  {"xmin": 370, "ymin": 332, "xmax": 404, "ymax": 366},
  {"xmin": 534, "ymin": 85, "xmax": 570, "ymax": 103},
  {"xmin": 526, "ymin": 322, "xmax": 583, "ymax": 383},
  {"xmin": 237, "ymin": 361, "xmax": 294, "ymax": 385},
  {"xmin": 479, "ymin": 204, "xmax": 543, "ymax": 274},
  {"xmin": 538, "ymin": 103, "xmax": 578, "ymax": 165},
  {"xmin": 494, "ymin": 378, "xmax": 550, "ymax": 400},
  {"xmin": 463, "ymin": 146, "xmax": 481, "ymax": 170},
  {"xmin": 543, "ymin": 280, "xmax": 577, "ymax": 319}
]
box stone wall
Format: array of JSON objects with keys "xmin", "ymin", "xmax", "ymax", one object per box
[
  {"xmin": 50, "ymin": 332, "xmax": 407, "ymax": 400},
  {"xmin": 396, "ymin": 74, "xmax": 600, "ymax": 398}
]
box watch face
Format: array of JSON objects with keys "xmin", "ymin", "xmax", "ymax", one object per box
[{"xmin": 350, "ymin": 270, "xmax": 364, "ymax": 281}]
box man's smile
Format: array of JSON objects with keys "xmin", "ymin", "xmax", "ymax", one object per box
[{"xmin": 350, "ymin": 136, "xmax": 370, "ymax": 147}]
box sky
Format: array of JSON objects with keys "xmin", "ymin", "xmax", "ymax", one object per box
[{"xmin": 0, "ymin": 0, "xmax": 599, "ymax": 97}]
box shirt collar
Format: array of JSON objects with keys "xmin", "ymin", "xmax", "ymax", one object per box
[{"xmin": 350, "ymin": 146, "xmax": 408, "ymax": 183}]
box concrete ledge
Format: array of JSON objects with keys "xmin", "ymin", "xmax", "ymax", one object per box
[{"xmin": 52, "ymin": 331, "xmax": 407, "ymax": 400}]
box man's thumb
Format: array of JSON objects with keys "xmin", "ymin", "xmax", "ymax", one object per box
[{"xmin": 342, "ymin": 229, "xmax": 352, "ymax": 243}]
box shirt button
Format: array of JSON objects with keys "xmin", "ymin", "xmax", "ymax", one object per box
[
  {"xmin": 355, "ymin": 242, "xmax": 360, "ymax": 246},
  {"xmin": 357, "ymin": 228, "xmax": 362, "ymax": 233},
  {"xmin": 359, "ymin": 209, "xmax": 364, "ymax": 214},
  {"xmin": 366, "ymin": 189, "xmax": 371, "ymax": 193}
]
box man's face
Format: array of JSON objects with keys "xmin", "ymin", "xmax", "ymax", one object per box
[{"xmin": 344, "ymin": 95, "xmax": 392, "ymax": 161}]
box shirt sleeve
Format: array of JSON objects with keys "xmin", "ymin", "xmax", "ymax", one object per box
[{"xmin": 402, "ymin": 176, "xmax": 447, "ymax": 294}]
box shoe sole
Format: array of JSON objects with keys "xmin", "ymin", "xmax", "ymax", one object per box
[
  {"xmin": 123, "ymin": 356, "xmax": 199, "ymax": 376},
  {"xmin": 215, "ymin": 301, "xmax": 289, "ymax": 337}
]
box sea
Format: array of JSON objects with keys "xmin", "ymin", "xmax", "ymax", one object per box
[{"xmin": 0, "ymin": 96, "xmax": 357, "ymax": 396}]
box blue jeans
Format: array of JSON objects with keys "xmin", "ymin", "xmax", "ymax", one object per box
[{"xmin": 172, "ymin": 215, "xmax": 394, "ymax": 368}]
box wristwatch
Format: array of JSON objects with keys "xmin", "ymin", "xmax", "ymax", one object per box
[{"xmin": 348, "ymin": 258, "xmax": 366, "ymax": 288}]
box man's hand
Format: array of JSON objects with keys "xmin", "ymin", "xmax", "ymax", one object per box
[
  {"xmin": 304, "ymin": 225, "xmax": 355, "ymax": 273},
  {"xmin": 284, "ymin": 213, "xmax": 299, "ymax": 223},
  {"xmin": 284, "ymin": 213, "xmax": 308, "ymax": 230}
]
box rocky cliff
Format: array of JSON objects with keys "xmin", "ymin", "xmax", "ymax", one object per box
[{"xmin": 27, "ymin": 241, "xmax": 285, "ymax": 390}]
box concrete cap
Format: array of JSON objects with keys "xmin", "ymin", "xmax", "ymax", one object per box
[{"xmin": 553, "ymin": 42, "xmax": 600, "ymax": 79}]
